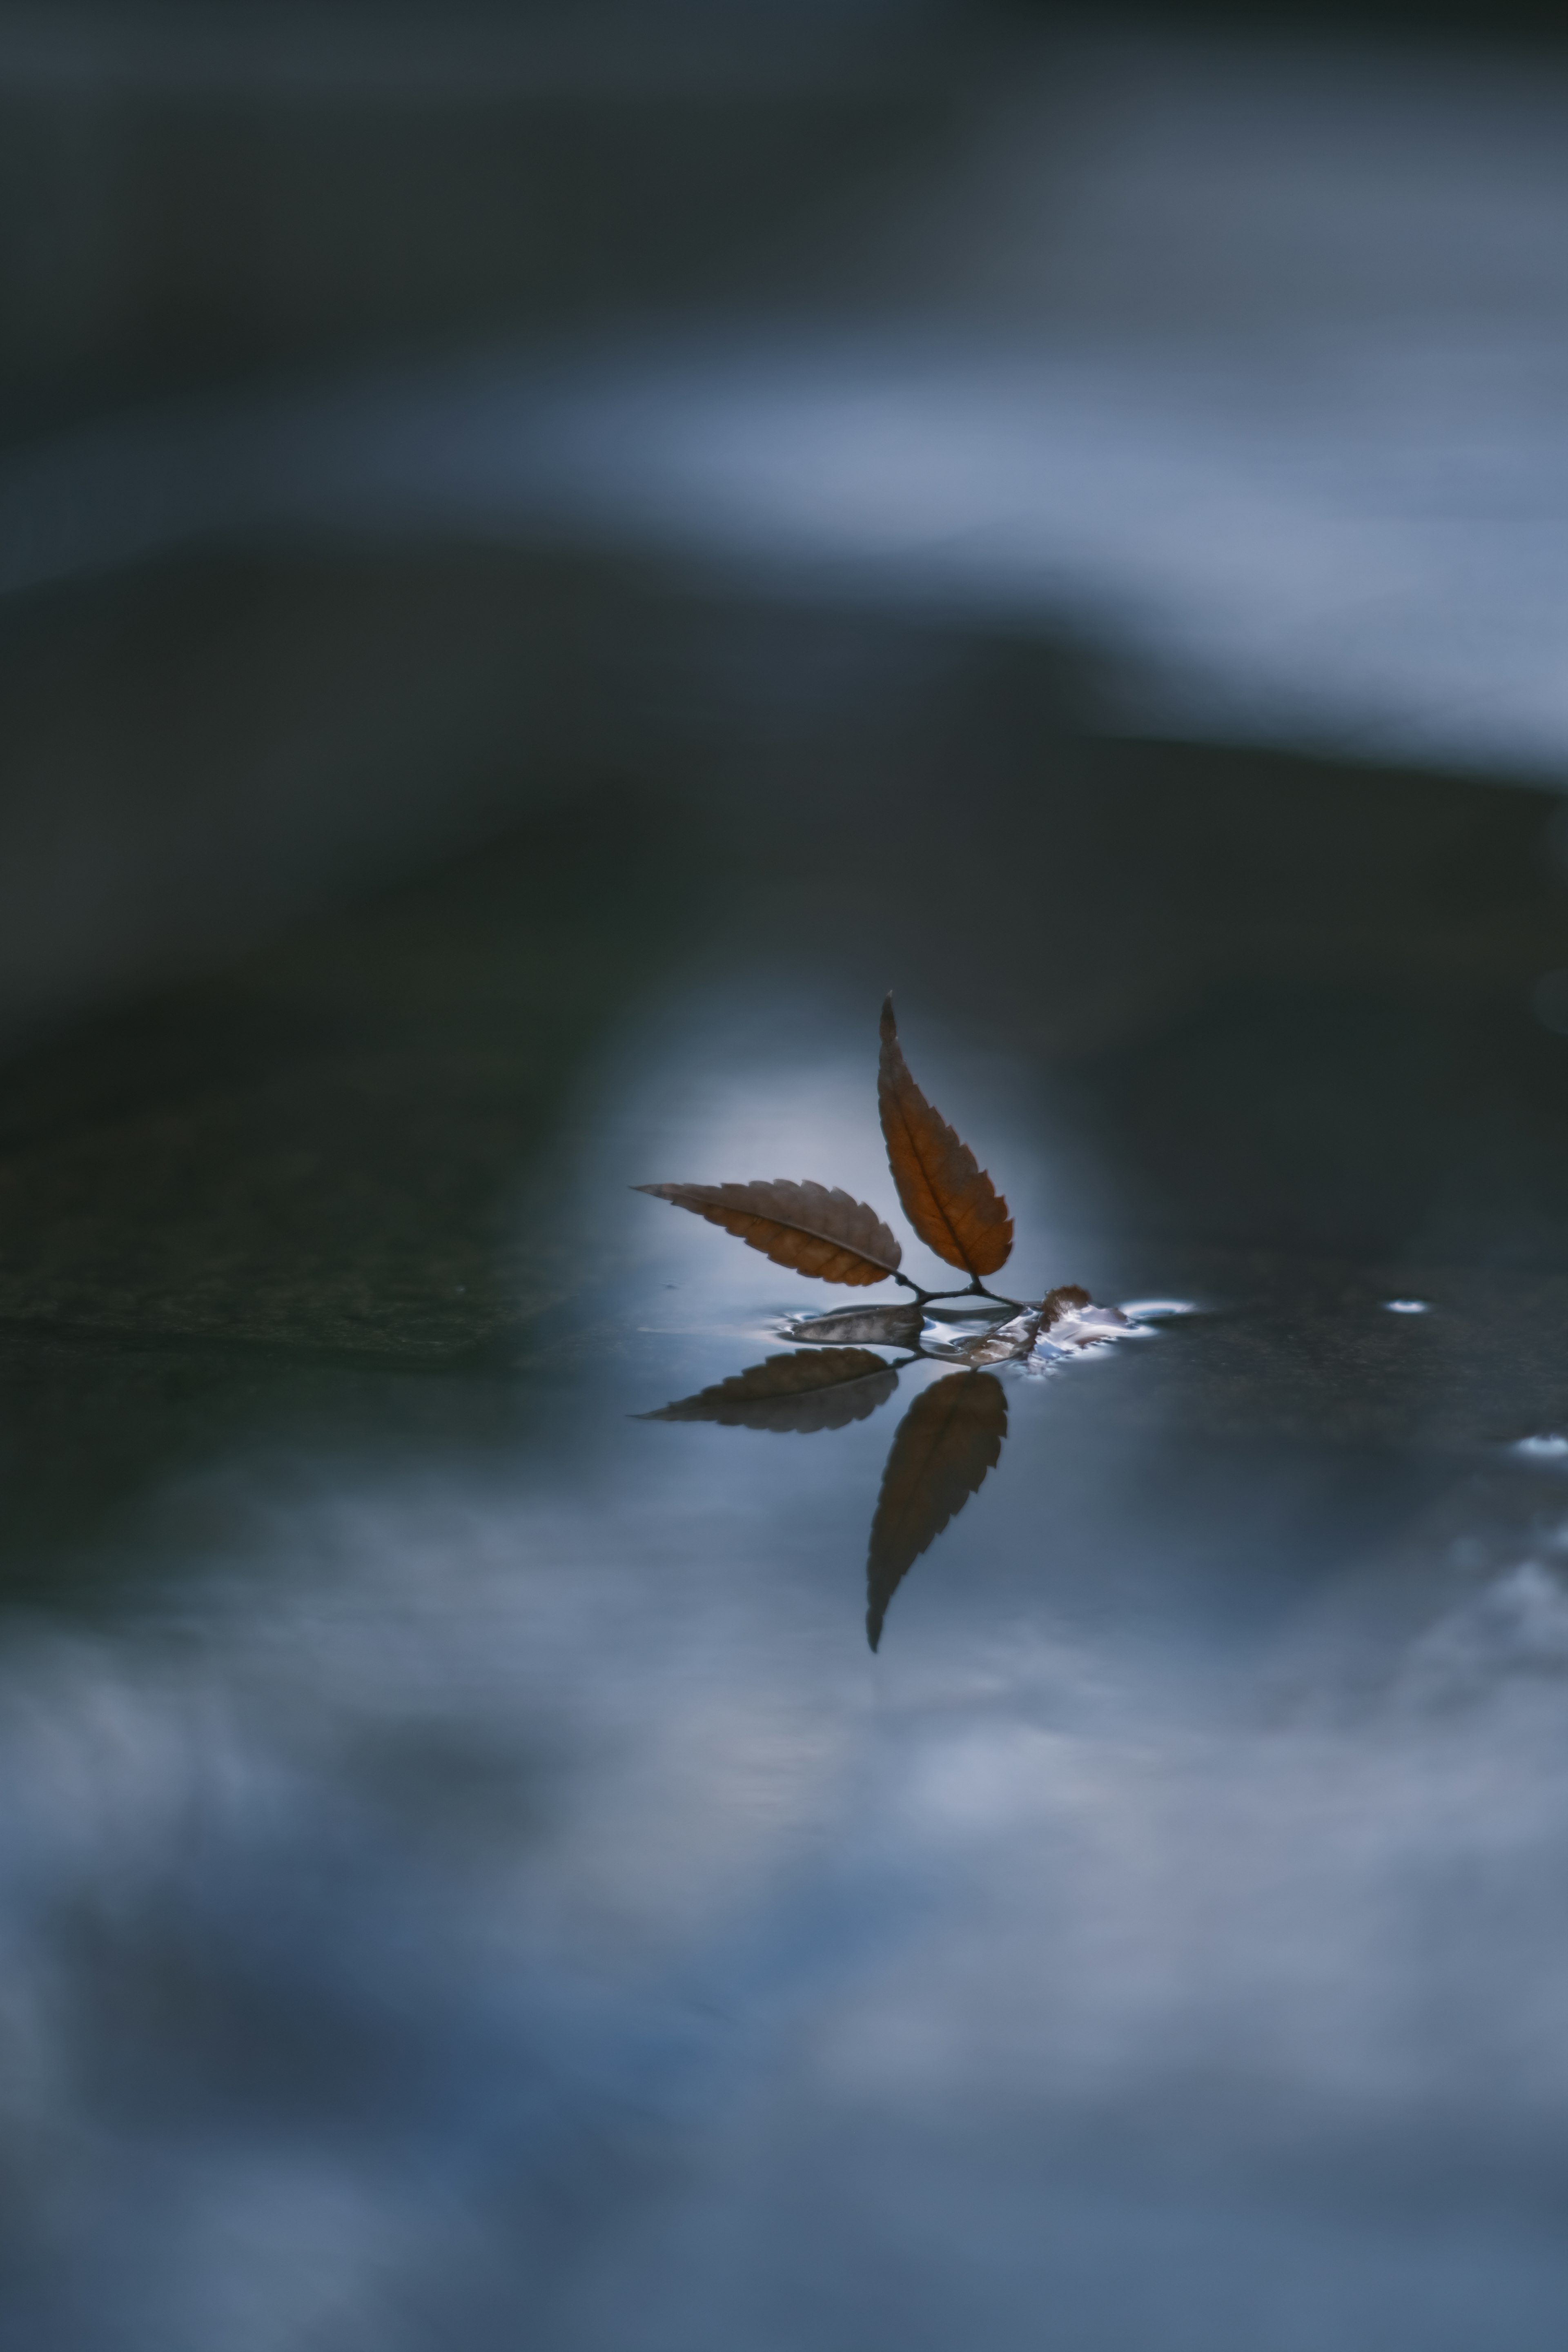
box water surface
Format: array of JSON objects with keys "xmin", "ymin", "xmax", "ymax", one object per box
[{"xmin": 4, "ymin": 602, "xmax": 1568, "ymax": 2348}]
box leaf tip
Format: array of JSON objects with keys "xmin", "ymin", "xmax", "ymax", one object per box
[{"xmin": 880, "ymin": 993, "xmax": 897, "ymax": 1040}]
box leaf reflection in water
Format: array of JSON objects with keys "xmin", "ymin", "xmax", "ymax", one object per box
[
  {"xmin": 642, "ymin": 1348, "xmax": 900, "ymax": 1434},
  {"xmin": 866, "ymin": 1370, "xmax": 1008, "ymax": 1651},
  {"xmin": 643, "ymin": 1287, "xmax": 1152, "ymax": 1647}
]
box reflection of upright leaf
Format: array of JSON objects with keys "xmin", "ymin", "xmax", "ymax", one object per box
[
  {"xmin": 645, "ymin": 1349, "xmax": 899, "ymax": 1434},
  {"xmin": 877, "ymin": 999, "xmax": 1013, "ymax": 1278},
  {"xmin": 866, "ymin": 1370, "xmax": 1007, "ymax": 1649},
  {"xmin": 636, "ymin": 1180, "xmax": 902, "ymax": 1287}
]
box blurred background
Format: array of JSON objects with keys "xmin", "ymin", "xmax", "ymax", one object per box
[{"xmin": 4, "ymin": 0, "xmax": 1568, "ymax": 1038}]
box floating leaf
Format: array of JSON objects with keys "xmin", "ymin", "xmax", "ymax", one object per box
[
  {"xmin": 786, "ymin": 1302, "xmax": 924, "ymax": 1347},
  {"xmin": 636, "ymin": 1180, "xmax": 902, "ymax": 1287},
  {"xmin": 949, "ymin": 1289, "xmax": 1100, "ymax": 1364},
  {"xmin": 1038, "ymin": 1288, "xmax": 1134, "ymax": 1352},
  {"xmin": 877, "ymin": 999, "xmax": 1013, "ymax": 1278},
  {"xmin": 866, "ymin": 1370, "xmax": 1007, "ymax": 1649},
  {"xmin": 644, "ymin": 1349, "xmax": 899, "ymax": 1434},
  {"xmin": 953, "ymin": 1310, "xmax": 1042, "ymax": 1367}
]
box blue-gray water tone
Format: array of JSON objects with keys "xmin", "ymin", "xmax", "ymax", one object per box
[
  {"xmin": 12, "ymin": 1336, "xmax": 1568, "ymax": 2352},
  {"xmin": 7, "ymin": 17, "xmax": 1568, "ymax": 2344}
]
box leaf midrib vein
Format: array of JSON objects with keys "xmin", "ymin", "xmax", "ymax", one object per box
[
  {"xmin": 715, "ymin": 1198, "xmax": 901, "ymax": 1277},
  {"xmin": 892, "ymin": 1095, "xmax": 975, "ymax": 1272}
]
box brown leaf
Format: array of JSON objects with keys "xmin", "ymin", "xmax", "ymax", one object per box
[
  {"xmin": 866, "ymin": 1369, "xmax": 1007, "ymax": 1650},
  {"xmin": 877, "ymin": 999, "xmax": 1013, "ymax": 1278},
  {"xmin": 644, "ymin": 1349, "xmax": 899, "ymax": 1434},
  {"xmin": 635, "ymin": 1180, "xmax": 902, "ymax": 1287}
]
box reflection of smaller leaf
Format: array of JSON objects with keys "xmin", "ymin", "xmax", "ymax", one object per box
[
  {"xmin": 645, "ymin": 1349, "xmax": 900, "ymax": 1434},
  {"xmin": 786, "ymin": 1303, "xmax": 924, "ymax": 1348},
  {"xmin": 866, "ymin": 1370, "xmax": 1007, "ymax": 1649},
  {"xmin": 636, "ymin": 1180, "xmax": 902, "ymax": 1287},
  {"xmin": 1039, "ymin": 1284, "xmax": 1092, "ymax": 1330}
]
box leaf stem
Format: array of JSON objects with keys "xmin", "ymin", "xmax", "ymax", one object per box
[{"xmin": 914, "ymin": 1281, "xmax": 1029, "ymax": 1310}]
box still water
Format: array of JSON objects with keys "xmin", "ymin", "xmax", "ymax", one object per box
[{"xmin": 4, "ymin": 595, "xmax": 1568, "ymax": 2348}]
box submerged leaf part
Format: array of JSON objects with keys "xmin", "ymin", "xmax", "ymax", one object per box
[
  {"xmin": 646, "ymin": 1349, "xmax": 899, "ymax": 1434},
  {"xmin": 937, "ymin": 1285, "xmax": 1096, "ymax": 1364},
  {"xmin": 1037, "ymin": 1290, "xmax": 1135, "ymax": 1353},
  {"xmin": 786, "ymin": 1302, "xmax": 924, "ymax": 1348},
  {"xmin": 954, "ymin": 1310, "xmax": 1042, "ymax": 1367},
  {"xmin": 636, "ymin": 1179, "xmax": 902, "ymax": 1287},
  {"xmin": 866, "ymin": 1369, "xmax": 1007, "ymax": 1649},
  {"xmin": 877, "ymin": 998, "xmax": 1013, "ymax": 1278}
]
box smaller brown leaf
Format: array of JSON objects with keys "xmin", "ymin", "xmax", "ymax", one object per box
[
  {"xmin": 644, "ymin": 1349, "xmax": 899, "ymax": 1434},
  {"xmin": 866, "ymin": 1369, "xmax": 1007, "ymax": 1649},
  {"xmin": 878, "ymin": 999, "xmax": 1013, "ymax": 1278},
  {"xmin": 636, "ymin": 1179, "xmax": 902, "ymax": 1287}
]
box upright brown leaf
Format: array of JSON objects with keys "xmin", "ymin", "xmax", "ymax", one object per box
[
  {"xmin": 645, "ymin": 1349, "xmax": 899, "ymax": 1434},
  {"xmin": 636, "ymin": 1180, "xmax": 902, "ymax": 1287},
  {"xmin": 866, "ymin": 1369, "xmax": 1007, "ymax": 1650},
  {"xmin": 877, "ymin": 999, "xmax": 1013, "ymax": 1278}
]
